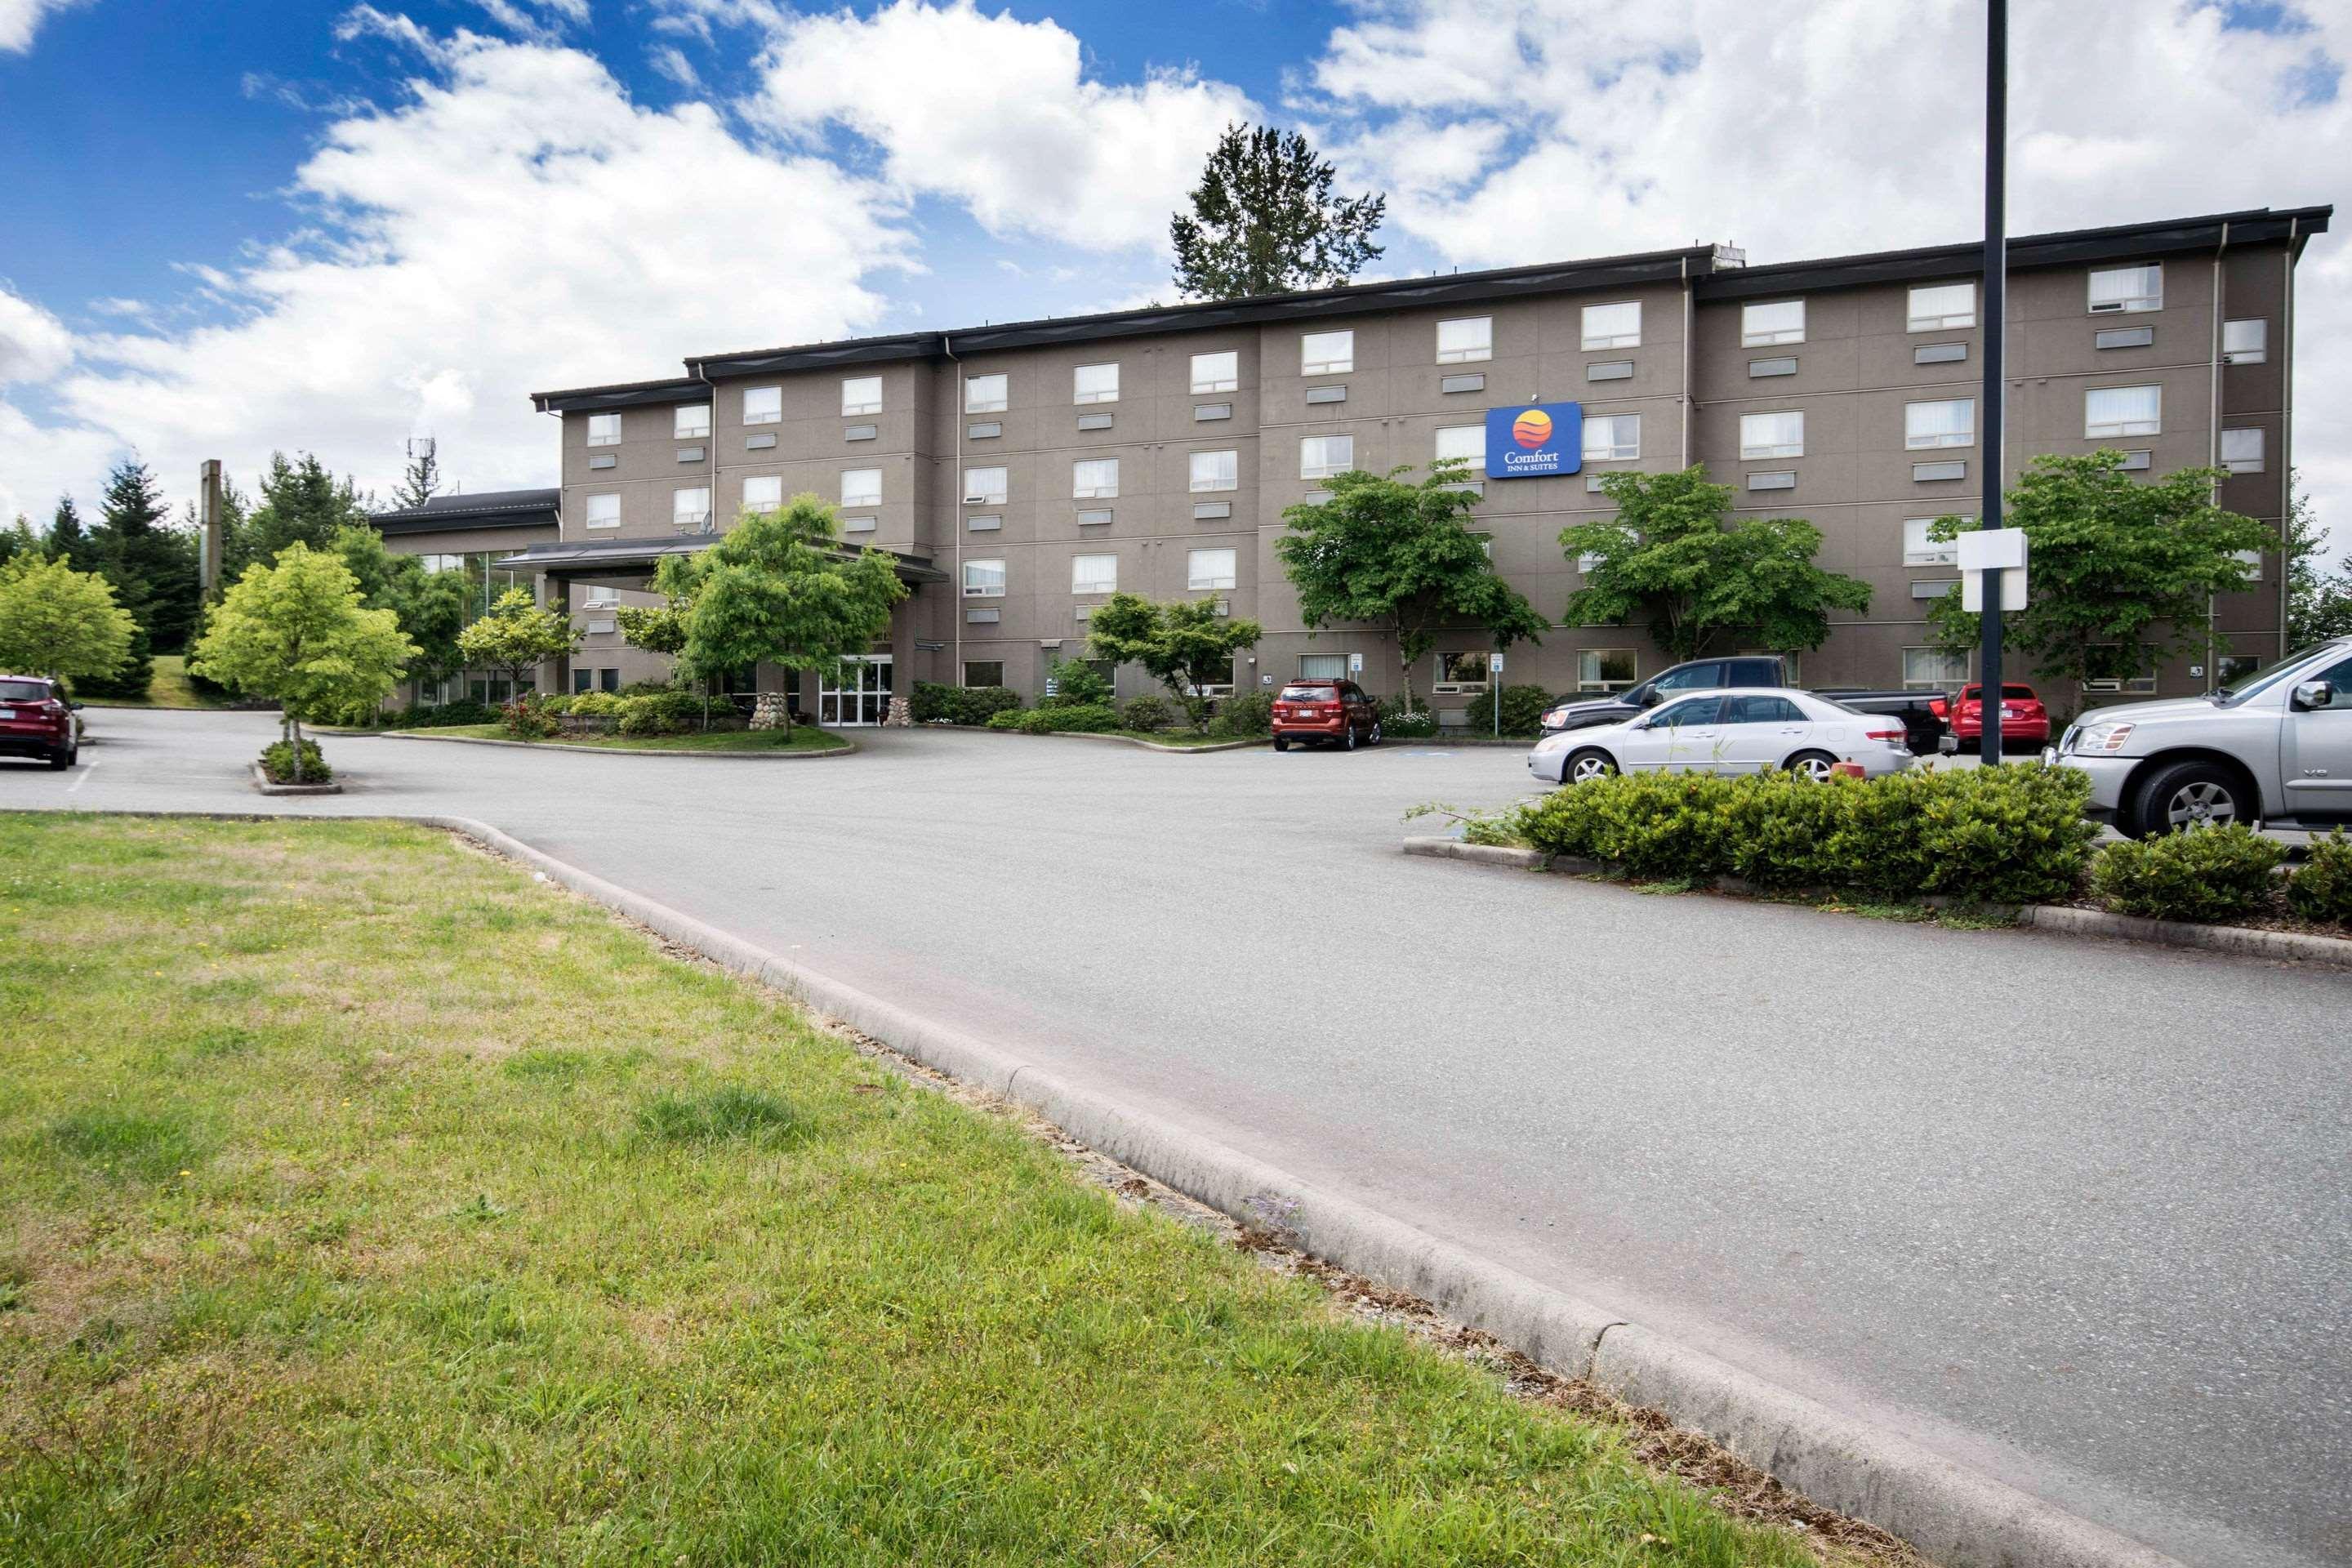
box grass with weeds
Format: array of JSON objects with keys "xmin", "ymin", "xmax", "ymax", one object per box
[
  {"xmin": 0, "ymin": 814, "xmax": 1829, "ymax": 1568},
  {"xmin": 412, "ymin": 723, "xmax": 850, "ymax": 753}
]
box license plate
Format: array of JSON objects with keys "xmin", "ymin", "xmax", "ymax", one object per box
[
  {"xmin": 2001, "ymin": 706, "xmax": 2019, "ymax": 719},
  {"xmin": 0, "ymin": 709, "xmax": 15, "ymax": 721}
]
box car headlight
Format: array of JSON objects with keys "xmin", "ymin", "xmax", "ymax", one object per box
[
  {"xmin": 2071, "ymin": 722, "xmax": 2136, "ymax": 754},
  {"xmin": 1534, "ymin": 733, "xmax": 1570, "ymax": 754}
]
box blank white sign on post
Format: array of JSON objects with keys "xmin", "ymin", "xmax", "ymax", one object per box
[{"xmin": 1958, "ymin": 526, "xmax": 2029, "ymax": 612}]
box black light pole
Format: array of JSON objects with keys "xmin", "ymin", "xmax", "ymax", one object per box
[{"xmin": 1978, "ymin": 0, "xmax": 2008, "ymax": 766}]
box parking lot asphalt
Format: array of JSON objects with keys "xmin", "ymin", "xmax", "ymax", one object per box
[{"xmin": 14, "ymin": 708, "xmax": 2351, "ymax": 1568}]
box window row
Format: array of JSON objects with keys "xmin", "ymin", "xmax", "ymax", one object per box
[{"xmin": 958, "ymin": 548, "xmax": 1240, "ymax": 599}]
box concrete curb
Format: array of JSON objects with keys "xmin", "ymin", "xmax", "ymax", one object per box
[
  {"xmin": 924, "ymin": 725, "xmax": 1267, "ymax": 754},
  {"xmin": 248, "ymin": 764, "xmax": 341, "ymax": 796},
  {"xmin": 376, "ymin": 730, "xmax": 859, "ymax": 760},
  {"xmin": 1402, "ymin": 838, "xmax": 2352, "ymax": 971}
]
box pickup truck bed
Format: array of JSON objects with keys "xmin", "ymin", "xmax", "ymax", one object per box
[{"xmin": 1813, "ymin": 688, "xmax": 1949, "ymax": 754}]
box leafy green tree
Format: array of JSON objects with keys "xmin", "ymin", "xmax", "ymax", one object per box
[
  {"xmin": 1276, "ymin": 461, "xmax": 1546, "ymax": 709},
  {"xmin": 2285, "ymin": 474, "xmax": 2352, "ymax": 646},
  {"xmin": 1561, "ymin": 466, "xmax": 1870, "ymax": 662},
  {"xmin": 1084, "ymin": 594, "xmax": 1263, "ymax": 730},
  {"xmin": 332, "ymin": 525, "xmax": 466, "ymax": 688},
  {"xmin": 391, "ymin": 442, "xmax": 443, "ymax": 510},
  {"xmin": 1169, "ymin": 124, "xmax": 1386, "ymax": 301},
  {"xmin": 192, "ymin": 543, "xmax": 416, "ymax": 779},
  {"xmin": 1040, "ymin": 656, "xmax": 1115, "ymax": 709},
  {"xmin": 656, "ymin": 492, "xmax": 906, "ymax": 736},
  {"xmin": 0, "ymin": 555, "xmax": 136, "ymax": 688},
  {"xmin": 238, "ymin": 452, "xmax": 373, "ymax": 572},
  {"xmin": 91, "ymin": 457, "xmax": 203, "ymax": 653},
  {"xmin": 1925, "ymin": 452, "xmax": 2274, "ymax": 688},
  {"xmin": 456, "ymin": 586, "xmax": 579, "ymax": 697}
]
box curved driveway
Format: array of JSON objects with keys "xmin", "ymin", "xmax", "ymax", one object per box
[{"xmin": 15, "ymin": 709, "xmax": 2350, "ymax": 1568}]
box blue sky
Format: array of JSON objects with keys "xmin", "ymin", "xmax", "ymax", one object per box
[{"xmin": 0, "ymin": 0, "xmax": 2345, "ymax": 567}]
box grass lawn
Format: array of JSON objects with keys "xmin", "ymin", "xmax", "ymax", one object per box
[
  {"xmin": 0, "ymin": 815, "xmax": 1838, "ymax": 1568},
  {"xmin": 77, "ymin": 654, "xmax": 228, "ymax": 710},
  {"xmin": 407, "ymin": 722, "xmax": 850, "ymax": 753}
]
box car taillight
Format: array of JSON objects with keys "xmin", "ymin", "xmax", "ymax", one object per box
[{"xmin": 1865, "ymin": 728, "xmax": 1905, "ymax": 744}]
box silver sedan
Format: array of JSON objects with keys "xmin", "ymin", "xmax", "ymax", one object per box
[{"xmin": 1526, "ymin": 688, "xmax": 1916, "ymax": 786}]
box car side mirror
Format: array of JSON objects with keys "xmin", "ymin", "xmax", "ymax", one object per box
[
  {"xmin": 2293, "ymin": 680, "xmax": 2335, "ymax": 711},
  {"xmin": 1637, "ymin": 689, "xmax": 1660, "ymax": 708}
]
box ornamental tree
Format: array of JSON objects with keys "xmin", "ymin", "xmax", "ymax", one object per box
[
  {"xmin": 663, "ymin": 492, "xmax": 906, "ymax": 735},
  {"xmin": 1085, "ymin": 592, "xmax": 1263, "ymax": 731},
  {"xmin": 1561, "ymin": 466, "xmax": 1870, "ymax": 662},
  {"xmin": 1276, "ymin": 461, "xmax": 1546, "ymax": 709},
  {"xmin": 0, "ymin": 555, "xmax": 136, "ymax": 687},
  {"xmin": 192, "ymin": 542, "xmax": 416, "ymax": 778},
  {"xmin": 1924, "ymin": 452, "xmax": 2275, "ymax": 688},
  {"xmin": 456, "ymin": 586, "xmax": 580, "ymax": 697}
]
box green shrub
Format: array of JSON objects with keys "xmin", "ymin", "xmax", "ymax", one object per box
[
  {"xmin": 616, "ymin": 691, "xmax": 708, "ymax": 736},
  {"xmin": 2091, "ymin": 824, "xmax": 2286, "ymax": 922},
  {"xmin": 1040, "ymin": 659, "xmax": 1113, "ymax": 709},
  {"xmin": 1120, "ymin": 694, "xmax": 1172, "ymax": 733},
  {"xmin": 1463, "ymin": 683, "xmax": 1557, "ymax": 737},
  {"xmin": 2286, "ymin": 831, "xmax": 2352, "ymax": 926},
  {"xmin": 618, "ymin": 679, "xmax": 682, "ymax": 698},
  {"xmin": 388, "ymin": 698, "xmax": 494, "ymax": 728},
  {"xmin": 1377, "ymin": 695, "xmax": 1438, "ymax": 738},
  {"xmin": 501, "ymin": 696, "xmax": 559, "ymax": 739},
  {"xmin": 568, "ymin": 691, "xmax": 624, "ymax": 717},
  {"xmin": 538, "ymin": 694, "xmax": 575, "ymax": 715},
  {"xmin": 1218, "ymin": 691, "xmax": 1273, "ymax": 737},
  {"xmin": 1040, "ymin": 703, "xmax": 1120, "ymax": 733},
  {"xmin": 1520, "ymin": 770, "xmax": 1737, "ymax": 880},
  {"xmin": 259, "ymin": 738, "xmax": 331, "ymax": 784},
  {"xmin": 911, "ymin": 681, "xmax": 1022, "ymax": 726},
  {"xmin": 984, "ymin": 707, "xmax": 1031, "ymax": 732},
  {"xmin": 1013, "ymin": 709, "xmax": 1058, "ymax": 735},
  {"xmin": 1722, "ymin": 771, "xmax": 1860, "ymax": 889}
]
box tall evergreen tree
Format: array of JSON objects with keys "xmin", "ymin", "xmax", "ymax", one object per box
[
  {"xmin": 0, "ymin": 515, "xmax": 40, "ymax": 570},
  {"xmin": 92, "ymin": 457, "xmax": 202, "ymax": 653},
  {"xmin": 1169, "ymin": 124, "xmax": 1386, "ymax": 301},
  {"xmin": 47, "ymin": 496, "xmax": 96, "ymax": 572},
  {"xmin": 240, "ymin": 452, "xmax": 374, "ymax": 570},
  {"xmin": 391, "ymin": 441, "xmax": 443, "ymax": 510}
]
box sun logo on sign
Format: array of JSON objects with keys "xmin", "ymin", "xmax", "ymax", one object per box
[{"xmin": 1511, "ymin": 408, "xmax": 1553, "ymax": 449}]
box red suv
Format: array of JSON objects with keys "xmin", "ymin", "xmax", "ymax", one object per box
[
  {"xmin": 1936, "ymin": 682, "xmax": 2050, "ymax": 754},
  {"xmin": 1272, "ymin": 679, "xmax": 1379, "ymax": 751},
  {"xmin": 0, "ymin": 675, "xmax": 79, "ymax": 769}
]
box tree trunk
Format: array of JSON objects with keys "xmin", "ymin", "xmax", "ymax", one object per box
[{"xmin": 288, "ymin": 713, "xmax": 305, "ymax": 782}]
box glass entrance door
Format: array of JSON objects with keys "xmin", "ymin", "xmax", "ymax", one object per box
[{"xmin": 818, "ymin": 654, "xmax": 893, "ymax": 726}]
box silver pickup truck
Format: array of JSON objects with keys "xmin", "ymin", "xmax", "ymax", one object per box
[{"xmin": 2048, "ymin": 636, "xmax": 2352, "ymax": 836}]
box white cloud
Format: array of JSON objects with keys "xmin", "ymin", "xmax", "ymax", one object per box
[
  {"xmin": 0, "ymin": 23, "xmax": 912, "ymax": 523},
  {"xmin": 737, "ymin": 0, "xmax": 1256, "ymax": 252},
  {"xmin": 1307, "ymin": 0, "xmax": 2352, "ymax": 559},
  {"xmin": 0, "ymin": 0, "xmax": 89, "ymax": 53},
  {"xmin": 0, "ymin": 288, "xmax": 74, "ymax": 384}
]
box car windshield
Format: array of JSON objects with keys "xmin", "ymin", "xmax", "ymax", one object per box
[
  {"xmin": 2214, "ymin": 643, "xmax": 2345, "ymax": 706},
  {"xmin": 1279, "ymin": 686, "xmax": 1338, "ymax": 702},
  {"xmin": 0, "ymin": 679, "xmax": 49, "ymax": 702}
]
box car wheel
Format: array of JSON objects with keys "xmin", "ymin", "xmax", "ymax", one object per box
[
  {"xmin": 1785, "ymin": 750, "xmax": 1838, "ymax": 782},
  {"xmin": 1343, "ymin": 724, "xmax": 1358, "ymax": 751},
  {"xmin": 1566, "ymin": 748, "xmax": 1617, "ymax": 784},
  {"xmin": 47, "ymin": 746, "xmax": 75, "ymax": 770},
  {"xmin": 1368, "ymin": 721, "xmax": 1382, "ymax": 746},
  {"xmin": 2133, "ymin": 760, "xmax": 2250, "ymax": 837},
  {"xmin": 1273, "ymin": 736, "xmax": 1289, "ymax": 753}
]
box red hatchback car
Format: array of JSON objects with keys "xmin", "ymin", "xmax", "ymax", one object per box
[
  {"xmin": 1271, "ymin": 679, "xmax": 1379, "ymax": 751},
  {"xmin": 0, "ymin": 675, "xmax": 79, "ymax": 769},
  {"xmin": 1936, "ymin": 682, "xmax": 2050, "ymax": 753}
]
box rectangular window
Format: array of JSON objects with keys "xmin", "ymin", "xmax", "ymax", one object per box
[
  {"xmin": 1300, "ymin": 434, "xmax": 1356, "ymax": 479},
  {"xmin": 1588, "ymin": 360, "xmax": 1634, "ymax": 381},
  {"xmin": 1074, "ymin": 362, "xmax": 1119, "ymax": 404},
  {"xmin": 1583, "ymin": 414, "xmax": 1640, "ymax": 462},
  {"xmin": 1194, "ymin": 402, "xmax": 1232, "ymax": 421},
  {"xmin": 962, "ymin": 559, "xmax": 1005, "ymax": 598},
  {"xmin": 2088, "ymin": 263, "xmax": 2162, "ymax": 314},
  {"xmin": 1740, "ymin": 410, "xmax": 1804, "ymax": 459},
  {"xmin": 964, "ymin": 661, "xmax": 1004, "ymax": 688},
  {"xmin": 1907, "ymin": 281, "xmax": 1976, "ymax": 332},
  {"xmin": 1298, "ymin": 654, "xmax": 1348, "ymax": 681},
  {"xmin": 966, "ymin": 514, "xmax": 1000, "ymax": 532},
  {"xmin": 1433, "ymin": 650, "xmax": 1491, "ymax": 693},
  {"xmin": 2221, "ymin": 428, "xmax": 2265, "ymax": 474},
  {"xmin": 841, "ymin": 376, "xmax": 882, "ymax": 416},
  {"xmin": 1187, "ymin": 547, "xmax": 1237, "ymax": 591},
  {"xmin": 1190, "ymin": 350, "xmax": 1238, "ymax": 394},
  {"xmin": 1072, "ymin": 458, "xmax": 1119, "ymax": 499},
  {"xmin": 586, "ymin": 412, "xmax": 621, "ymax": 447},
  {"xmin": 1582, "ymin": 301, "xmax": 1641, "ymax": 350},
  {"xmin": 1747, "ymin": 471, "xmax": 1797, "ymax": 491},
  {"xmin": 2233, "ymin": 549, "xmax": 2264, "ymax": 582},
  {"xmin": 742, "ymin": 474, "xmax": 783, "ymax": 513},
  {"xmin": 1071, "ymin": 554, "xmax": 1117, "ymax": 595},
  {"xmin": 1300, "ymin": 330, "xmax": 1353, "ymax": 376},
  {"xmin": 1905, "ymin": 398, "xmax": 1976, "ymax": 448},
  {"xmin": 2086, "ymin": 385, "xmax": 2162, "ymax": 438},
  {"xmin": 743, "ymin": 385, "xmax": 782, "ymax": 424},
  {"xmin": 1914, "ymin": 341, "xmax": 1968, "ymax": 365},
  {"xmin": 1904, "ymin": 518, "xmax": 1958, "ymax": 565},
  {"xmin": 1440, "ymin": 372, "xmax": 1485, "ymax": 395},
  {"xmin": 1903, "ymin": 648, "xmax": 1970, "ymax": 690},
  {"xmin": 964, "ymin": 466, "xmax": 1007, "ymax": 504},
  {"xmin": 1742, "ymin": 299, "xmax": 1805, "ymax": 346},
  {"xmin": 2222, "ymin": 318, "xmax": 2268, "ymax": 364},
  {"xmin": 2118, "ymin": 449, "xmax": 2152, "ymax": 471},
  {"xmin": 839, "ymin": 468, "xmax": 881, "ymax": 507},
  {"xmin": 1434, "ymin": 425, "xmax": 1485, "ymax": 466},
  {"xmin": 584, "ymin": 493, "xmax": 620, "ymax": 530},
  {"xmin": 965, "ymin": 373, "xmax": 1008, "ymax": 413},
  {"xmin": 673, "ymin": 487, "xmax": 710, "ymax": 531},
  {"xmin": 675, "ymin": 404, "xmax": 710, "ymax": 439},
  {"xmin": 1579, "ymin": 649, "xmax": 1637, "ymax": 693},
  {"xmin": 583, "ymin": 585, "xmax": 619, "ymax": 607},
  {"xmin": 1437, "ymin": 316, "xmax": 1492, "ymax": 363},
  {"xmin": 967, "ymin": 421, "xmax": 1002, "ymax": 440},
  {"xmin": 1748, "ymin": 356, "xmax": 1797, "ymax": 378},
  {"xmin": 2095, "ymin": 326, "xmax": 2154, "ymax": 350},
  {"xmin": 1077, "ymin": 507, "xmax": 1112, "ymax": 527},
  {"xmin": 1188, "ymin": 449, "xmax": 1237, "ymax": 492}
]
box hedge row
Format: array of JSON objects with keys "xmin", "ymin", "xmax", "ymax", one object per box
[{"xmin": 2091, "ymin": 824, "xmax": 2352, "ymax": 926}]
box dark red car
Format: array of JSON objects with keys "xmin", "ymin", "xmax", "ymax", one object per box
[
  {"xmin": 0, "ymin": 675, "xmax": 79, "ymax": 769},
  {"xmin": 1936, "ymin": 682, "xmax": 2050, "ymax": 753},
  {"xmin": 1271, "ymin": 679, "xmax": 1379, "ymax": 751}
]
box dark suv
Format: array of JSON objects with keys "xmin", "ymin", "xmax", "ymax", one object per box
[
  {"xmin": 0, "ymin": 675, "xmax": 79, "ymax": 768},
  {"xmin": 1272, "ymin": 679, "xmax": 1379, "ymax": 751}
]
